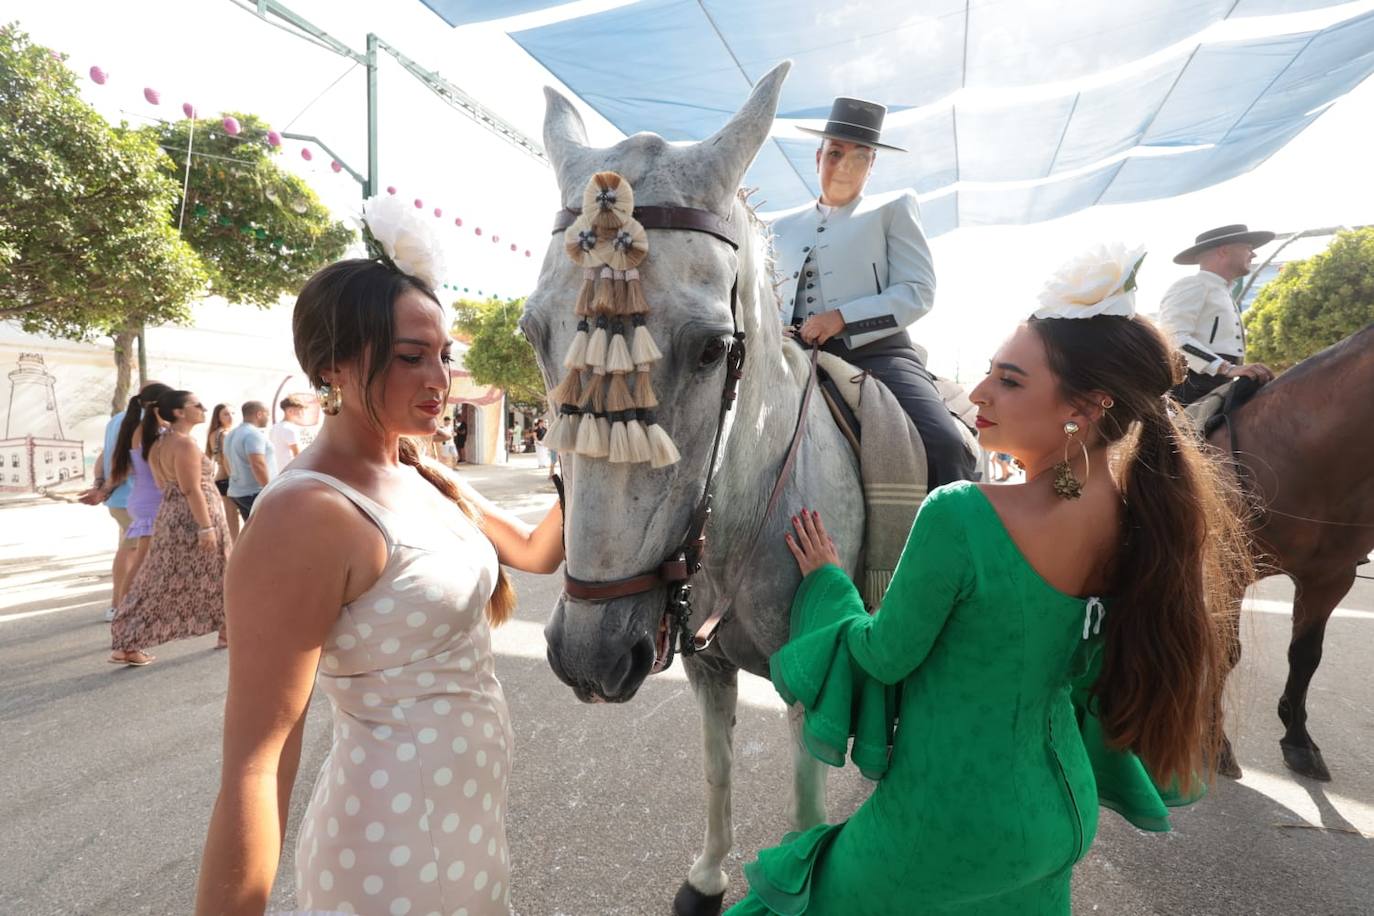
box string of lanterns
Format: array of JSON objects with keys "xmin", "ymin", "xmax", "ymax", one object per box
[{"xmin": 79, "ymin": 59, "xmax": 541, "ymax": 299}]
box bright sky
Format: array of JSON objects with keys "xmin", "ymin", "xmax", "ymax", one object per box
[{"xmin": 10, "ymin": 0, "xmax": 1374, "ymax": 380}]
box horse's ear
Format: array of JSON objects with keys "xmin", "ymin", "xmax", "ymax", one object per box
[
  {"xmin": 690, "ymin": 60, "xmax": 792, "ymax": 211},
  {"xmin": 543, "ymin": 87, "xmax": 590, "ymax": 193}
]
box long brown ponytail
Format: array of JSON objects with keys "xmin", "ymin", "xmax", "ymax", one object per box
[
  {"xmin": 1030, "ymin": 315, "xmax": 1252, "ymax": 792},
  {"xmin": 398, "ymin": 437, "xmax": 516, "ymax": 627}
]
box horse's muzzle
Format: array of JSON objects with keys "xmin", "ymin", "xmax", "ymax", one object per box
[{"xmin": 544, "ymin": 592, "xmax": 662, "ymax": 703}]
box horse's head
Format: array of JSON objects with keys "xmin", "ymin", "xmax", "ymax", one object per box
[{"xmin": 521, "ymin": 63, "xmax": 790, "ymax": 703}]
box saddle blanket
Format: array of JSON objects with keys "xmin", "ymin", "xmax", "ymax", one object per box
[{"xmin": 815, "ymin": 351, "xmax": 927, "ymax": 608}]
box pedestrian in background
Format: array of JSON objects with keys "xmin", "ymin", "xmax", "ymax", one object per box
[
  {"xmin": 102, "ymin": 382, "xmax": 173, "ymax": 606},
  {"xmin": 225, "ymin": 401, "xmax": 275, "ymax": 522},
  {"xmin": 110, "ymin": 390, "xmax": 230, "ymax": 666},
  {"xmin": 206, "ymin": 403, "xmax": 240, "ymax": 542},
  {"xmin": 79, "ymin": 381, "xmax": 170, "ymax": 621},
  {"xmin": 269, "ymin": 395, "xmax": 309, "ymax": 470}
]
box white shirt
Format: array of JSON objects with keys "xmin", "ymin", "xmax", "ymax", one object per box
[
  {"xmin": 1157, "ymin": 270, "xmax": 1246, "ymax": 376},
  {"xmin": 269, "ymin": 420, "xmax": 304, "ymax": 470}
]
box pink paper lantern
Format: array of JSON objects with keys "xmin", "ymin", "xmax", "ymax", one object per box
[
  {"xmin": 266, "ymin": 130, "xmax": 281, "ymax": 147},
  {"xmin": 300, "ymin": 148, "xmax": 313, "ymax": 161},
  {"xmin": 88, "ymin": 66, "xmax": 107, "ymax": 85},
  {"xmin": 143, "ymin": 87, "xmax": 160, "ymax": 105},
  {"xmin": 330, "ymin": 160, "xmax": 342, "ymax": 173},
  {"xmin": 525, "ymin": 250, "xmax": 532, "ymax": 257},
  {"xmin": 433, "ymin": 207, "xmax": 442, "ymax": 218},
  {"xmin": 413, "ymin": 199, "xmax": 424, "ymax": 209},
  {"xmin": 474, "ymin": 228, "xmax": 482, "ymax": 236},
  {"xmin": 222, "ymin": 116, "xmax": 241, "ymax": 136},
  {"xmin": 510, "ymin": 243, "xmax": 517, "ymax": 251},
  {"xmin": 183, "ymin": 102, "xmax": 198, "ymax": 119},
  {"xmin": 492, "ymin": 235, "xmax": 500, "ymax": 243},
  {"xmin": 453, "ymin": 217, "xmax": 463, "ymax": 228},
  {"xmin": 386, "ymin": 185, "xmax": 397, "ymax": 195}
]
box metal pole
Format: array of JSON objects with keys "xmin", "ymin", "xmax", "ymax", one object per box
[{"xmin": 366, "ymin": 33, "xmax": 379, "ymax": 198}]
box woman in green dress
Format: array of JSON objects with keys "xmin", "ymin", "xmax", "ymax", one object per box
[{"xmin": 729, "ymin": 248, "xmax": 1253, "ymax": 915}]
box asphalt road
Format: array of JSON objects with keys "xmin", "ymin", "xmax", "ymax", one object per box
[{"xmin": 2, "ymin": 459, "xmax": 1371, "ymax": 915}]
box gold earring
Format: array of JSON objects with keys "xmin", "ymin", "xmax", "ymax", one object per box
[
  {"xmin": 1101, "ymin": 397, "xmax": 1114, "ymax": 409},
  {"xmin": 318, "ymin": 383, "xmax": 342, "ymax": 416},
  {"xmin": 1053, "ymin": 420, "xmax": 1089, "ymax": 500}
]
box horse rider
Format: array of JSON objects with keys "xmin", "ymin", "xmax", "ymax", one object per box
[
  {"xmin": 768, "ymin": 97, "xmax": 976, "ymax": 487},
  {"xmin": 1159, "ymin": 224, "xmax": 1277, "ymax": 405}
]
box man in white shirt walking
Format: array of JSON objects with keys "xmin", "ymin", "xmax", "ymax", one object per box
[
  {"xmin": 268, "ymin": 395, "xmax": 309, "ymax": 469},
  {"xmin": 1159, "ymin": 224, "xmax": 1277, "ymax": 405}
]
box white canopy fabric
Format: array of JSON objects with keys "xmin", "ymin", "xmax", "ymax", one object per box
[{"xmin": 421, "ymin": 1, "xmax": 1374, "ymax": 232}]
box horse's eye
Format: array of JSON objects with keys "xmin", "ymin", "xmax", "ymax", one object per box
[{"xmin": 699, "ymin": 338, "xmax": 727, "ymax": 367}]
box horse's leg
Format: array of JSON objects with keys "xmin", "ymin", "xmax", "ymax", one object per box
[
  {"xmin": 1277, "ymin": 566, "xmax": 1354, "ymax": 782},
  {"xmin": 787, "ymin": 702, "xmax": 827, "ymax": 830},
  {"xmin": 673, "ymin": 654, "xmax": 738, "ymax": 916},
  {"xmin": 1218, "ymin": 593, "xmax": 1245, "ymax": 779}
]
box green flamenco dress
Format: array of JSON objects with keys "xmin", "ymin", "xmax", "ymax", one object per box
[{"xmin": 728, "ymin": 483, "xmax": 1202, "ymax": 916}]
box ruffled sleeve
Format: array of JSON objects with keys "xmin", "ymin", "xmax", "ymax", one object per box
[
  {"xmin": 769, "ymin": 485, "xmax": 973, "ymax": 780},
  {"xmin": 1068, "ymin": 636, "xmax": 1207, "ymax": 832}
]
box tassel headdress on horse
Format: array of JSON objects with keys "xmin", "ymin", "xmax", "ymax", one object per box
[{"xmin": 545, "ymin": 172, "xmax": 678, "ymax": 467}]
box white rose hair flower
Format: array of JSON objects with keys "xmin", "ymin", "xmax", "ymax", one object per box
[
  {"xmin": 1033, "ymin": 243, "xmax": 1147, "ymax": 321},
  {"xmin": 361, "ymin": 194, "xmax": 446, "ymax": 290}
]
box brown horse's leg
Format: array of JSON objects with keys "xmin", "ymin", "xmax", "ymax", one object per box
[
  {"xmin": 1217, "ymin": 594, "xmax": 1245, "ymax": 779},
  {"xmin": 1277, "ymin": 566, "xmax": 1356, "ymax": 782}
]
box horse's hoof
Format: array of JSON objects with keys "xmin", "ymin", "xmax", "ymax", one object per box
[
  {"xmin": 673, "ymin": 880, "xmax": 726, "ymax": 916},
  {"xmin": 1218, "ymin": 739, "xmax": 1243, "ymax": 780},
  {"xmin": 1281, "ymin": 742, "xmax": 1331, "ymax": 782}
]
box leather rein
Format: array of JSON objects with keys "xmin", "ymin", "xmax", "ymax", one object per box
[{"xmin": 549, "ymin": 203, "xmax": 818, "ymax": 658}]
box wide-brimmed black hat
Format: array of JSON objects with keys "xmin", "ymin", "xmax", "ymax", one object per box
[
  {"xmin": 1173, "ymin": 224, "xmax": 1277, "ymax": 265},
  {"xmin": 796, "ymin": 97, "xmax": 906, "ymax": 152}
]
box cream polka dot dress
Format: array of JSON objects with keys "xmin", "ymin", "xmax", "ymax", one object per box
[{"xmin": 282, "ymin": 470, "xmax": 513, "ymax": 916}]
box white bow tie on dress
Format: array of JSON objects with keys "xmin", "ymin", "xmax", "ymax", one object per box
[{"xmin": 1082, "ymin": 597, "xmax": 1105, "ymax": 640}]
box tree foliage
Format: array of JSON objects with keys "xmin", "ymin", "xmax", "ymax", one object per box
[
  {"xmin": 0, "ymin": 24, "xmax": 206, "ymax": 337},
  {"xmin": 145, "ymin": 114, "xmax": 353, "ymax": 307},
  {"xmin": 452, "ymin": 297, "xmax": 545, "ymax": 411},
  {"xmin": 1245, "ymin": 227, "xmax": 1374, "ymax": 371}
]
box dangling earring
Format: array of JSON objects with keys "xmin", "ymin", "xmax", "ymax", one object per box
[
  {"xmin": 1053, "ymin": 420, "xmax": 1089, "ymax": 500},
  {"xmin": 318, "ymin": 383, "xmax": 342, "ymax": 416}
]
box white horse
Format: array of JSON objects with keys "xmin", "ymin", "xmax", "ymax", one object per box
[{"xmin": 521, "ymin": 63, "xmax": 867, "ymax": 914}]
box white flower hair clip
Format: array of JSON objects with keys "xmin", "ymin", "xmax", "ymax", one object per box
[
  {"xmin": 1033, "ymin": 243, "xmax": 1147, "ymax": 321},
  {"xmin": 361, "ymin": 194, "xmax": 446, "ymax": 290}
]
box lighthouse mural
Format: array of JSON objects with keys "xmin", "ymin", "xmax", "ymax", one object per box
[{"xmin": 1, "ymin": 353, "xmax": 86, "ymax": 492}]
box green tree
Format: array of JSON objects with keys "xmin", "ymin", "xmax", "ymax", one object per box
[
  {"xmin": 0, "ymin": 24, "xmax": 206, "ymax": 404},
  {"xmin": 1245, "ymin": 227, "xmax": 1374, "ymax": 371},
  {"xmin": 145, "ymin": 114, "xmax": 353, "ymax": 306},
  {"xmin": 452, "ymin": 297, "xmax": 545, "ymax": 412}
]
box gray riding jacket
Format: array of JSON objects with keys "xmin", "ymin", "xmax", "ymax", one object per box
[{"xmin": 768, "ymin": 189, "xmax": 936, "ymax": 351}]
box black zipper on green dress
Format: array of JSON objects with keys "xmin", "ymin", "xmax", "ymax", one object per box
[{"xmin": 1048, "ymin": 715, "xmax": 1085, "ymax": 862}]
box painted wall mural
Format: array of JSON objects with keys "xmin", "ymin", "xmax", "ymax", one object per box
[{"xmin": 1, "ymin": 352, "xmax": 87, "ymax": 493}]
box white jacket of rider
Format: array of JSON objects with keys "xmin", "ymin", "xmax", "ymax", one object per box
[
  {"xmin": 768, "ymin": 189, "xmax": 936, "ymax": 351},
  {"xmin": 1157, "ymin": 270, "xmax": 1247, "ymax": 376}
]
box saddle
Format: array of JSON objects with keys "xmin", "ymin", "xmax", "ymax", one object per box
[
  {"xmin": 810, "ymin": 349, "xmax": 977, "ymax": 607},
  {"xmin": 1183, "ymin": 376, "xmax": 1262, "ymax": 439}
]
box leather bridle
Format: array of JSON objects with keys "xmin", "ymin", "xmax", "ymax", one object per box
[{"xmin": 549, "ymin": 203, "xmax": 816, "ymax": 662}]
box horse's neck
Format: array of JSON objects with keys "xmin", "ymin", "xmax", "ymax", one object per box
[{"xmin": 713, "ymin": 218, "xmax": 807, "ymax": 538}]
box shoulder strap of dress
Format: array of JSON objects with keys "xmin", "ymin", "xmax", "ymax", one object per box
[{"xmin": 269, "ymin": 469, "xmax": 398, "ymax": 546}]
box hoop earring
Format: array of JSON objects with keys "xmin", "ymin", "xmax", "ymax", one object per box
[
  {"xmin": 318, "ymin": 383, "xmax": 342, "ymax": 416},
  {"xmin": 1053, "ymin": 420, "xmax": 1089, "ymax": 500}
]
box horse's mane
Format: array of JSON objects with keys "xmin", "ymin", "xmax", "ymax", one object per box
[
  {"xmin": 1261, "ymin": 320, "xmax": 1374, "ymax": 392},
  {"xmin": 736, "ymin": 188, "xmax": 784, "ymax": 317}
]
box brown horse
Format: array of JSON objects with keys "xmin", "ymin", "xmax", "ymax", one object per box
[{"xmin": 1213, "ymin": 322, "xmax": 1374, "ymax": 781}]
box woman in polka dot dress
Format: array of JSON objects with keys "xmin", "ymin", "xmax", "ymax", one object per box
[{"xmin": 196, "ymin": 257, "xmax": 564, "ymax": 916}]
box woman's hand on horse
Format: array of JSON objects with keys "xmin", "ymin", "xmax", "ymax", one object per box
[{"xmin": 786, "ymin": 509, "xmax": 840, "ymax": 577}]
